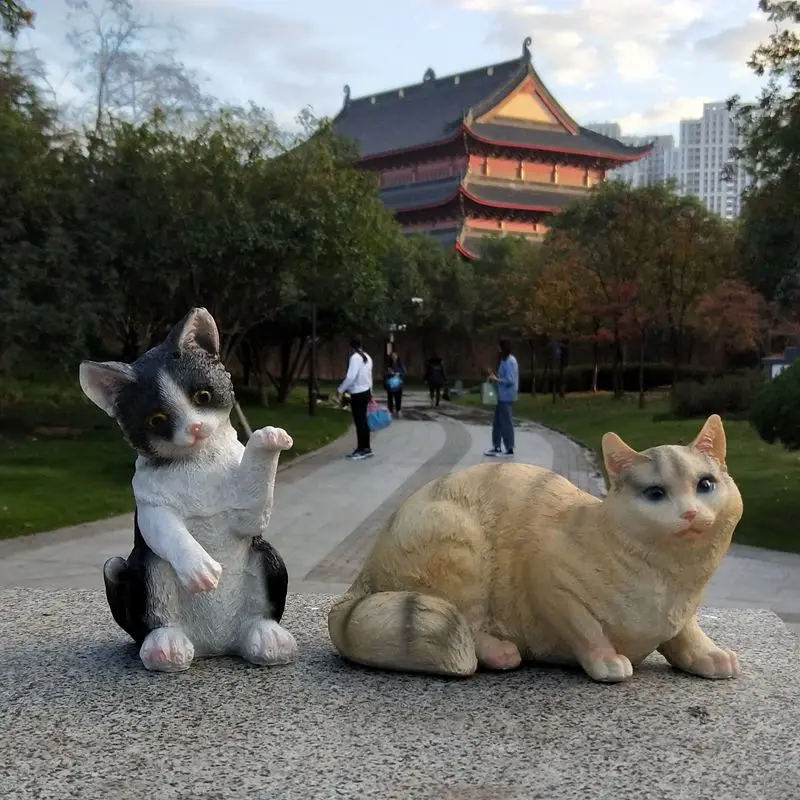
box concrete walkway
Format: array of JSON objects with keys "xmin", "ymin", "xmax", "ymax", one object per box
[{"xmin": 0, "ymin": 391, "xmax": 798, "ymax": 634}]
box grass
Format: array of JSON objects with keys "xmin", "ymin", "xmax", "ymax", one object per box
[
  {"xmin": 0, "ymin": 380, "xmax": 351, "ymax": 540},
  {"xmin": 463, "ymin": 389, "xmax": 800, "ymax": 554}
]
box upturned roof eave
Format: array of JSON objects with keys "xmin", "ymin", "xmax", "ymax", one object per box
[
  {"xmin": 349, "ymin": 123, "xmax": 654, "ymax": 166},
  {"xmin": 389, "ymin": 180, "xmax": 567, "ymax": 215},
  {"xmin": 463, "ymin": 125, "xmax": 654, "ymax": 163}
]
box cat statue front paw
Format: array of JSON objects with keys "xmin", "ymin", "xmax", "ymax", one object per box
[
  {"xmin": 683, "ymin": 647, "xmax": 740, "ymax": 679},
  {"xmin": 174, "ymin": 548, "xmax": 222, "ymax": 593},
  {"xmin": 581, "ymin": 649, "xmax": 634, "ymax": 683},
  {"xmin": 251, "ymin": 426, "xmax": 293, "ymax": 452}
]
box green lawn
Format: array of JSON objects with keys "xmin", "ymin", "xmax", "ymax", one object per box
[
  {"xmin": 0, "ymin": 382, "xmax": 350, "ymax": 540},
  {"xmin": 464, "ymin": 390, "xmax": 800, "ymax": 554}
]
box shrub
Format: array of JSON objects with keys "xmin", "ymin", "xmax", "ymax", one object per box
[
  {"xmin": 749, "ymin": 360, "xmax": 800, "ymax": 450},
  {"xmin": 517, "ymin": 363, "xmax": 715, "ymax": 395},
  {"xmin": 670, "ymin": 371, "xmax": 765, "ymax": 419}
]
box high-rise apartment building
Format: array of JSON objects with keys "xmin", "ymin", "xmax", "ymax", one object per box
[
  {"xmin": 675, "ymin": 102, "xmax": 753, "ymax": 219},
  {"xmin": 585, "ymin": 124, "xmax": 675, "ymax": 189},
  {"xmin": 586, "ymin": 102, "xmax": 754, "ymax": 219}
]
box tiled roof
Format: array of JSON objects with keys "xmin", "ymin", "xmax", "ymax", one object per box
[
  {"xmin": 380, "ymin": 176, "xmax": 586, "ymax": 213},
  {"xmin": 380, "ymin": 177, "xmax": 461, "ymax": 211},
  {"xmin": 462, "ymin": 180, "xmax": 584, "ymax": 211},
  {"xmin": 334, "ymin": 58, "xmax": 524, "ymax": 159},
  {"xmin": 467, "ymin": 122, "xmax": 651, "ymax": 161},
  {"xmin": 333, "ymin": 41, "xmax": 652, "ymax": 163}
]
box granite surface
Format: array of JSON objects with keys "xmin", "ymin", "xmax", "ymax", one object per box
[{"xmin": 1, "ymin": 589, "xmax": 798, "ymax": 800}]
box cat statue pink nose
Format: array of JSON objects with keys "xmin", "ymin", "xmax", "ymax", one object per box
[{"xmin": 187, "ymin": 422, "xmax": 206, "ymax": 441}]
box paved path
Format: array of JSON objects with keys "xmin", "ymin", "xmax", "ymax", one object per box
[{"xmin": 0, "ymin": 392, "xmax": 798, "ymax": 634}]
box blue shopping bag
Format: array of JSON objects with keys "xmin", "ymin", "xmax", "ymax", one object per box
[
  {"xmin": 387, "ymin": 374, "xmax": 402, "ymax": 391},
  {"xmin": 367, "ymin": 399, "xmax": 392, "ymax": 431}
]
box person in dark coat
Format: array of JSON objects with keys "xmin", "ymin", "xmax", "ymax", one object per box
[
  {"xmin": 384, "ymin": 351, "xmax": 406, "ymax": 417},
  {"xmin": 425, "ymin": 355, "xmax": 447, "ymax": 408}
]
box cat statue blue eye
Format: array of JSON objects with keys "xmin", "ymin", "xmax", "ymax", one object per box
[{"xmin": 79, "ymin": 307, "xmax": 298, "ymax": 673}]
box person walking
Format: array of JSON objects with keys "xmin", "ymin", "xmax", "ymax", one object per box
[
  {"xmin": 425, "ymin": 354, "xmax": 447, "ymax": 408},
  {"xmin": 384, "ymin": 351, "xmax": 406, "ymax": 417},
  {"xmin": 338, "ymin": 335, "xmax": 374, "ymax": 460},
  {"xmin": 484, "ymin": 338, "xmax": 519, "ymax": 458}
]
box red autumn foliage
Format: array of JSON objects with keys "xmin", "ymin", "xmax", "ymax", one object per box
[{"xmin": 691, "ymin": 279, "xmax": 766, "ymax": 353}]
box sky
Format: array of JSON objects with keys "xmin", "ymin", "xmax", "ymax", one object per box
[{"xmin": 15, "ymin": 0, "xmax": 777, "ymax": 138}]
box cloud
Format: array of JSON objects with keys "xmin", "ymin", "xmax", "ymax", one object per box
[
  {"xmin": 694, "ymin": 13, "xmax": 772, "ymax": 64},
  {"xmin": 456, "ymin": 0, "xmax": 717, "ymax": 88},
  {"xmin": 424, "ymin": 0, "xmax": 770, "ymax": 132},
  {"xmin": 22, "ymin": 0, "xmax": 354, "ymax": 120},
  {"xmin": 616, "ymin": 95, "xmax": 714, "ymax": 134},
  {"xmin": 612, "ymin": 41, "xmax": 660, "ymax": 83}
]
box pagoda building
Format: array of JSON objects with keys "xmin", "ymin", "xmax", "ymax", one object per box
[{"xmin": 332, "ymin": 38, "xmax": 653, "ymax": 259}]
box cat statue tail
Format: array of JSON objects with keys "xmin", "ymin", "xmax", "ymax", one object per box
[{"xmin": 327, "ymin": 590, "xmax": 478, "ymax": 677}]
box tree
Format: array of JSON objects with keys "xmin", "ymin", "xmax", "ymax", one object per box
[
  {"xmin": 65, "ymin": 0, "xmax": 211, "ymax": 134},
  {"xmin": 691, "ymin": 279, "xmax": 766, "ymax": 366},
  {"xmin": 648, "ymin": 191, "xmax": 736, "ymax": 385},
  {"xmin": 545, "ymin": 181, "xmax": 653, "ymax": 398},
  {"xmin": 400, "ymin": 234, "xmax": 475, "ymax": 360},
  {"xmin": 239, "ymin": 121, "xmax": 404, "ymax": 404},
  {"xmin": 1, "ymin": 0, "xmax": 34, "ymax": 37},
  {"xmin": 728, "ymin": 1, "xmax": 800, "ymax": 318},
  {"xmin": 76, "ymin": 113, "xmax": 191, "ymax": 359},
  {"xmin": 472, "ymin": 235, "xmax": 545, "ymax": 392},
  {"xmin": 0, "ymin": 60, "xmax": 93, "ymax": 373}
]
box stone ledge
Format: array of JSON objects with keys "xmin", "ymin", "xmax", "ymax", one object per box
[{"xmin": 1, "ymin": 589, "xmax": 798, "ymax": 800}]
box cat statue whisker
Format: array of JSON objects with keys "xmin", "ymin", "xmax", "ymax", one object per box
[
  {"xmin": 328, "ymin": 414, "xmax": 743, "ymax": 683},
  {"xmin": 79, "ymin": 307, "xmax": 297, "ymax": 673}
]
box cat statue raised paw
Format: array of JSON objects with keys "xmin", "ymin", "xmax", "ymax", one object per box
[
  {"xmin": 79, "ymin": 307, "xmax": 298, "ymax": 673},
  {"xmin": 329, "ymin": 414, "xmax": 743, "ymax": 683}
]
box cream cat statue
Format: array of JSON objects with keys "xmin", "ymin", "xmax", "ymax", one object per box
[{"xmin": 328, "ymin": 414, "xmax": 743, "ymax": 683}]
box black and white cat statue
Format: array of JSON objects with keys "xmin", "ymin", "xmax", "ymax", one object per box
[{"xmin": 79, "ymin": 307, "xmax": 298, "ymax": 673}]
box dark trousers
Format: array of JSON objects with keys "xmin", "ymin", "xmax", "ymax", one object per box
[
  {"xmin": 492, "ymin": 401, "xmax": 515, "ymax": 451},
  {"xmin": 350, "ymin": 390, "xmax": 371, "ymax": 451},
  {"xmin": 387, "ymin": 388, "xmax": 403, "ymax": 413},
  {"xmin": 429, "ymin": 385, "xmax": 442, "ymax": 406}
]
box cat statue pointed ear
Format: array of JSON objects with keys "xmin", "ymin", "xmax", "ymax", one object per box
[{"xmin": 79, "ymin": 307, "xmax": 298, "ymax": 673}]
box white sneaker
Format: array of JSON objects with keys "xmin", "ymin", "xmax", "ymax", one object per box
[{"xmin": 484, "ymin": 448, "xmax": 501, "ymax": 457}]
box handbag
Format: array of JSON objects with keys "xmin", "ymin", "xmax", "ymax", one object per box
[
  {"xmin": 480, "ymin": 381, "xmax": 498, "ymax": 407},
  {"xmin": 367, "ymin": 399, "xmax": 393, "ymax": 431},
  {"xmin": 387, "ymin": 374, "xmax": 402, "ymax": 391}
]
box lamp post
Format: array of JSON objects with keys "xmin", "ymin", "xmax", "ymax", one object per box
[{"xmin": 387, "ymin": 298, "xmax": 424, "ymax": 359}]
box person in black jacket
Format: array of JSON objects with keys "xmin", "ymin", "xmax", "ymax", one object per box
[
  {"xmin": 384, "ymin": 351, "xmax": 406, "ymax": 417},
  {"xmin": 425, "ymin": 355, "xmax": 447, "ymax": 408}
]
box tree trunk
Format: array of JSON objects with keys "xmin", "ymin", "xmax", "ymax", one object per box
[
  {"xmin": 121, "ymin": 326, "xmax": 140, "ymax": 362},
  {"xmin": 276, "ymin": 335, "xmax": 308, "ymax": 403},
  {"xmin": 612, "ymin": 329, "xmax": 623, "ymax": 400},
  {"xmin": 638, "ymin": 335, "xmax": 646, "ymax": 410},
  {"xmin": 308, "ymin": 304, "xmax": 317, "ymax": 416},
  {"xmin": 591, "ymin": 339, "xmax": 599, "ymax": 393},
  {"xmin": 670, "ymin": 327, "xmax": 681, "ymax": 393}
]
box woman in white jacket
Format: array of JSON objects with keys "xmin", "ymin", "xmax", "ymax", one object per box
[{"xmin": 338, "ymin": 335, "xmax": 374, "ymax": 460}]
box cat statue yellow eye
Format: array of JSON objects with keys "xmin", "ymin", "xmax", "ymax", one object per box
[
  {"xmin": 147, "ymin": 412, "xmax": 169, "ymax": 427},
  {"xmin": 193, "ymin": 389, "xmax": 212, "ymax": 405}
]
